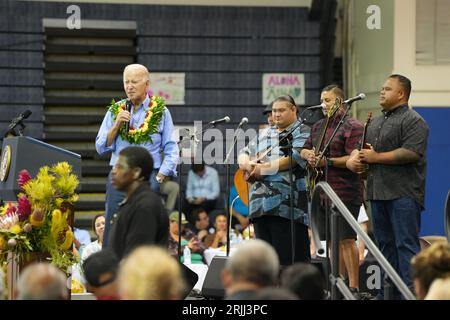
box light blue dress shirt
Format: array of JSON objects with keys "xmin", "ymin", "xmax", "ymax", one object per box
[
  {"xmin": 186, "ymin": 166, "xmax": 220, "ymax": 200},
  {"xmin": 95, "ymin": 95, "xmax": 179, "ymax": 177}
]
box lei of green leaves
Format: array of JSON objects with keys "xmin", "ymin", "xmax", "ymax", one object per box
[{"xmin": 108, "ymin": 96, "xmax": 166, "ymax": 145}]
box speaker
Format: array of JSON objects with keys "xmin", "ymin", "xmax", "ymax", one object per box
[
  {"xmin": 180, "ymin": 262, "xmax": 199, "ymax": 299},
  {"xmin": 202, "ymin": 256, "xmax": 228, "ymax": 299}
]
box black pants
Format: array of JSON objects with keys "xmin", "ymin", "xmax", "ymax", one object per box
[{"xmin": 253, "ymin": 215, "xmax": 310, "ymax": 266}]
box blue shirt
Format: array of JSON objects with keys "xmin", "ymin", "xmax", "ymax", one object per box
[
  {"xmin": 186, "ymin": 166, "xmax": 220, "ymax": 200},
  {"xmin": 95, "ymin": 95, "xmax": 179, "ymax": 177},
  {"xmin": 239, "ymin": 120, "xmax": 310, "ymax": 225}
]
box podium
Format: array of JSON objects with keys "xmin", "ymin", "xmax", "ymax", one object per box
[
  {"xmin": 0, "ymin": 136, "xmax": 81, "ymax": 201},
  {"xmin": 0, "ymin": 136, "xmax": 81, "ymax": 299}
]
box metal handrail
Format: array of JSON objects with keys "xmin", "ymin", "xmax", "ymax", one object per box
[{"xmin": 310, "ymin": 181, "xmax": 416, "ymax": 300}]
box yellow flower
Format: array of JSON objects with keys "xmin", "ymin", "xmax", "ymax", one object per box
[
  {"xmin": 52, "ymin": 162, "xmax": 72, "ymax": 177},
  {"xmin": 71, "ymin": 278, "xmax": 85, "ymax": 293},
  {"xmin": 59, "ymin": 229, "xmax": 74, "ymax": 251},
  {"xmin": 9, "ymin": 224, "xmax": 22, "ymax": 234},
  {"xmin": 0, "ymin": 236, "xmax": 6, "ymax": 250},
  {"xmin": 30, "ymin": 208, "xmax": 45, "ymax": 227}
]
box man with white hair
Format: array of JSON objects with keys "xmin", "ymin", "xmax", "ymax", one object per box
[
  {"xmin": 16, "ymin": 263, "xmax": 68, "ymax": 300},
  {"xmin": 96, "ymin": 64, "xmax": 178, "ymax": 247},
  {"xmin": 221, "ymin": 239, "xmax": 280, "ymax": 300}
]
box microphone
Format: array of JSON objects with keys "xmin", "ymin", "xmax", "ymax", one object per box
[
  {"xmin": 124, "ymin": 99, "xmax": 132, "ymax": 136},
  {"xmin": 307, "ymin": 103, "xmax": 326, "ymax": 110},
  {"xmin": 344, "ymin": 93, "xmax": 366, "ymax": 105},
  {"xmin": 8, "ymin": 110, "xmax": 32, "ymax": 130},
  {"xmin": 238, "ymin": 117, "xmax": 248, "ymax": 128},
  {"xmin": 209, "ymin": 116, "xmax": 231, "ymax": 125}
]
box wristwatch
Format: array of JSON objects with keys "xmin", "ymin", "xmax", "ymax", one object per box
[{"xmin": 327, "ymin": 158, "xmax": 334, "ymax": 167}]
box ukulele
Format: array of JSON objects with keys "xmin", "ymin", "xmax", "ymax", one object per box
[{"xmin": 358, "ymin": 112, "xmax": 372, "ymax": 179}]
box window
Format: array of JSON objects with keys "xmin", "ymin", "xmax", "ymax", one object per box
[{"xmin": 416, "ymin": 0, "xmax": 450, "ymax": 65}]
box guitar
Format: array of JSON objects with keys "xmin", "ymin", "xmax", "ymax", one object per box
[
  {"xmin": 305, "ymin": 97, "xmax": 342, "ymax": 196},
  {"xmin": 234, "ymin": 130, "xmax": 294, "ymax": 205}
]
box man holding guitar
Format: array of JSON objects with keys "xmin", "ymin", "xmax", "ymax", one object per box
[
  {"xmin": 300, "ymin": 85, "xmax": 365, "ymax": 298},
  {"xmin": 237, "ymin": 95, "xmax": 311, "ymax": 266},
  {"xmin": 347, "ymin": 75, "xmax": 429, "ymax": 299}
]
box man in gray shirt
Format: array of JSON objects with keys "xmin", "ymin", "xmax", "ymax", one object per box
[{"xmin": 347, "ymin": 74, "xmax": 429, "ymax": 299}]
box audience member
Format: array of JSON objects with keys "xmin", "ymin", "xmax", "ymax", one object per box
[
  {"xmin": 250, "ymin": 287, "xmax": 298, "ymax": 300},
  {"xmin": 425, "ymin": 278, "xmax": 450, "ymax": 300},
  {"xmin": 280, "ymin": 263, "xmax": 326, "ymax": 300},
  {"xmin": 204, "ymin": 213, "xmax": 228, "ymax": 248},
  {"xmin": 118, "ymin": 245, "xmax": 185, "ymax": 300},
  {"xmin": 184, "ymin": 162, "xmax": 220, "ymax": 220},
  {"xmin": 190, "ymin": 207, "xmax": 212, "ymax": 242},
  {"xmin": 16, "ymin": 263, "xmax": 68, "ymax": 300},
  {"xmin": 73, "ymin": 227, "xmax": 91, "ymax": 257},
  {"xmin": 168, "ymin": 211, "xmax": 206, "ymax": 264},
  {"xmin": 81, "ymin": 214, "xmax": 105, "ymax": 263},
  {"xmin": 221, "ymin": 239, "xmax": 279, "ymax": 300},
  {"xmin": 82, "ymin": 249, "xmax": 120, "ymax": 300},
  {"xmin": 411, "ymin": 242, "xmax": 450, "ymax": 299}
]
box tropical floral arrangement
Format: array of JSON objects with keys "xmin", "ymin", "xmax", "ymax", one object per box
[
  {"xmin": 108, "ymin": 95, "xmax": 166, "ymax": 144},
  {"xmin": 0, "ymin": 162, "xmax": 79, "ymax": 270}
]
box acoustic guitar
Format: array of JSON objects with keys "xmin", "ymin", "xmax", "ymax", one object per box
[{"xmin": 234, "ymin": 129, "xmax": 293, "ymax": 206}]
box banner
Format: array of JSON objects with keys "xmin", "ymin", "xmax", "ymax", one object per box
[
  {"xmin": 262, "ymin": 73, "xmax": 305, "ymax": 105},
  {"xmin": 148, "ymin": 73, "xmax": 185, "ymax": 105}
]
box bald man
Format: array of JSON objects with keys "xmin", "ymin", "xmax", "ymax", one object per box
[
  {"xmin": 96, "ymin": 64, "xmax": 179, "ymax": 247},
  {"xmin": 16, "ymin": 263, "xmax": 68, "ymax": 300}
]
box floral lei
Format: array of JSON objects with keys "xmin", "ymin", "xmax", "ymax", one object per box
[{"xmin": 108, "ymin": 95, "xmax": 166, "ymax": 144}]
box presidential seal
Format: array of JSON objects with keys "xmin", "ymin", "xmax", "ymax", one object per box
[{"xmin": 0, "ymin": 145, "xmax": 11, "ymax": 182}]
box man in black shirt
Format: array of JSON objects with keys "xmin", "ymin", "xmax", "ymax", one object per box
[
  {"xmin": 347, "ymin": 74, "xmax": 429, "ymax": 298},
  {"xmin": 108, "ymin": 146, "xmax": 169, "ymax": 260}
]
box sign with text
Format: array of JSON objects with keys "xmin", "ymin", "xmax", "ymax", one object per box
[
  {"xmin": 148, "ymin": 73, "xmax": 185, "ymax": 105},
  {"xmin": 262, "ymin": 73, "xmax": 305, "ymax": 105}
]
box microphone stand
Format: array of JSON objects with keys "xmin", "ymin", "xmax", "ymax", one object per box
[
  {"xmin": 176, "ymin": 121, "xmax": 217, "ymax": 261},
  {"xmin": 279, "ymin": 129, "xmax": 296, "ymax": 265},
  {"xmin": 223, "ymin": 122, "xmax": 245, "ymax": 257},
  {"xmin": 313, "ymin": 101, "xmax": 354, "ymax": 299}
]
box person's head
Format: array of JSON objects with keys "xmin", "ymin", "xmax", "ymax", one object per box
[
  {"xmin": 118, "ymin": 246, "xmax": 185, "ymax": 300},
  {"xmin": 169, "ymin": 211, "xmax": 188, "ymax": 235},
  {"xmin": 425, "ymin": 278, "xmax": 450, "ymax": 300},
  {"xmin": 92, "ymin": 214, "xmax": 105, "ymax": 243},
  {"xmin": 280, "ymin": 263, "xmax": 325, "ymax": 300},
  {"xmin": 112, "ymin": 146, "xmax": 154, "ymax": 193},
  {"xmin": 411, "ymin": 242, "xmax": 450, "ymax": 299},
  {"xmin": 380, "ymin": 74, "xmax": 411, "ymax": 111},
  {"xmin": 249, "ymin": 287, "xmax": 298, "ymax": 300},
  {"xmin": 213, "ymin": 213, "xmax": 227, "ymax": 232},
  {"xmin": 221, "ymin": 239, "xmax": 279, "ymax": 295},
  {"xmin": 320, "ymin": 84, "xmax": 345, "ymax": 117},
  {"xmin": 192, "ymin": 208, "xmax": 209, "ymax": 230},
  {"xmin": 191, "ymin": 162, "xmax": 205, "ymax": 177},
  {"xmin": 16, "ymin": 263, "xmax": 68, "ymax": 300},
  {"xmin": 263, "ymin": 102, "xmax": 274, "ymax": 127},
  {"xmin": 123, "ymin": 64, "xmax": 150, "ymax": 105},
  {"xmin": 271, "ymin": 95, "xmax": 298, "ymax": 130},
  {"xmin": 82, "ymin": 249, "xmax": 119, "ymax": 298}
]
